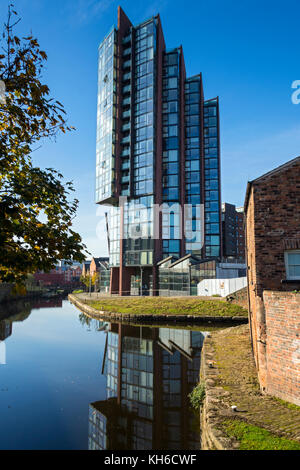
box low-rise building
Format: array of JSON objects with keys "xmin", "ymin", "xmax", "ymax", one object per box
[
  {"xmin": 158, "ymin": 254, "xmax": 246, "ymax": 297},
  {"xmin": 82, "ymin": 258, "xmax": 110, "ymax": 293},
  {"xmin": 82, "ymin": 261, "xmax": 91, "ymax": 277},
  {"xmin": 245, "ymin": 156, "xmax": 300, "ymax": 406}
]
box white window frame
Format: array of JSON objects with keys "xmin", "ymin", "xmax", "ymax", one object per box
[{"xmin": 284, "ymin": 250, "xmax": 300, "ymax": 280}]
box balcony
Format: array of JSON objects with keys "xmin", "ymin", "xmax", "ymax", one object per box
[
  {"xmin": 121, "ymin": 188, "xmax": 130, "ymax": 196},
  {"xmin": 122, "ymin": 60, "xmax": 131, "ymax": 70},
  {"xmin": 123, "ymin": 72, "xmax": 131, "ymax": 82},
  {"xmin": 122, "ymin": 34, "xmax": 131, "ymax": 45},
  {"xmin": 122, "ymin": 97, "xmax": 130, "ymax": 107},
  {"xmin": 122, "ymin": 85, "xmax": 131, "ymax": 94},
  {"xmin": 121, "ymin": 175, "xmax": 130, "ymax": 184},
  {"xmin": 123, "ymin": 47, "xmax": 131, "ymax": 57},
  {"xmin": 121, "ymin": 135, "xmax": 130, "ymax": 145},
  {"xmin": 122, "ymin": 110, "xmax": 131, "ymax": 119},
  {"xmin": 121, "ymin": 148, "xmax": 130, "ymax": 157},
  {"xmin": 122, "ymin": 123, "xmax": 130, "ymax": 132}
]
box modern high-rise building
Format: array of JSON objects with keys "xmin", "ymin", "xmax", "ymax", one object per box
[
  {"xmin": 96, "ymin": 7, "xmax": 222, "ymax": 295},
  {"xmin": 221, "ymin": 203, "xmax": 245, "ymax": 260}
]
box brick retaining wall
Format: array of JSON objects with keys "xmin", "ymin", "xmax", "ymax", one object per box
[{"xmin": 263, "ymin": 291, "xmax": 300, "ymax": 406}]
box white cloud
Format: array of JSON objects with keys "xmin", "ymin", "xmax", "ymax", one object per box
[
  {"xmin": 142, "ymin": 0, "xmax": 169, "ymax": 19},
  {"xmin": 71, "ymin": 0, "xmax": 116, "ymax": 24}
]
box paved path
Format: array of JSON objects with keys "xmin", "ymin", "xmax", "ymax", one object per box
[{"xmin": 212, "ymin": 325, "xmax": 300, "ymax": 441}]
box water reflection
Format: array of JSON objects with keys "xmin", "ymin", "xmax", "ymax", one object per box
[
  {"xmin": 0, "ymin": 320, "xmax": 12, "ymax": 341},
  {"xmin": 0, "ymin": 299, "xmax": 211, "ymax": 450},
  {"xmin": 0, "ymin": 296, "xmax": 64, "ymax": 323},
  {"xmin": 88, "ymin": 323, "xmax": 208, "ymax": 450},
  {"xmin": 0, "ymin": 297, "xmax": 65, "ymax": 351}
]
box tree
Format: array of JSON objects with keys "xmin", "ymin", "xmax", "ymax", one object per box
[
  {"xmin": 92, "ymin": 272, "xmax": 100, "ymax": 292},
  {"xmin": 80, "ymin": 274, "xmax": 91, "ymax": 292},
  {"xmin": 0, "ymin": 4, "xmax": 87, "ymax": 283}
]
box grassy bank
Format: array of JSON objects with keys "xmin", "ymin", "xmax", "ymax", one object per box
[
  {"xmin": 85, "ymin": 296, "xmax": 248, "ymax": 317},
  {"xmin": 222, "ymin": 420, "xmax": 300, "ymax": 450}
]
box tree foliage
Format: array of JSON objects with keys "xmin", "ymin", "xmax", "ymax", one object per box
[
  {"xmin": 80, "ymin": 272, "xmax": 100, "ymax": 292},
  {"xmin": 0, "ymin": 4, "xmax": 87, "ymax": 283}
]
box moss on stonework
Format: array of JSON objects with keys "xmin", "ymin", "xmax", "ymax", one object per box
[{"xmin": 222, "ymin": 420, "xmax": 300, "ymax": 450}]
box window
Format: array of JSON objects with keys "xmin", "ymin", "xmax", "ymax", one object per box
[{"xmin": 285, "ymin": 251, "xmax": 300, "ymax": 280}]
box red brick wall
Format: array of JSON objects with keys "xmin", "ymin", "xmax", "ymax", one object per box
[
  {"xmin": 246, "ymin": 158, "xmax": 300, "ymax": 400},
  {"xmin": 248, "ymin": 161, "xmax": 300, "ymax": 293},
  {"xmin": 34, "ymin": 272, "xmax": 64, "ymax": 286},
  {"xmin": 263, "ymin": 291, "xmax": 300, "ymax": 406}
]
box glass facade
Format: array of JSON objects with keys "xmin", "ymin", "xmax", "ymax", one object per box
[
  {"xmin": 96, "ymin": 9, "xmax": 222, "ymax": 293},
  {"xmin": 100, "ymin": 266, "xmax": 111, "ymax": 293},
  {"xmin": 121, "ymin": 336, "xmax": 154, "ymax": 423},
  {"xmin": 109, "ymin": 206, "xmax": 120, "ymax": 267},
  {"xmin": 89, "ymin": 322, "xmax": 207, "ymax": 450},
  {"xmin": 119, "ymin": 19, "xmax": 157, "ymax": 268},
  {"xmin": 96, "ymin": 29, "xmax": 117, "ymax": 203},
  {"xmin": 184, "ymin": 77, "xmax": 203, "ymax": 255},
  {"xmin": 107, "ymin": 331, "xmax": 119, "ymax": 398},
  {"xmin": 162, "ymin": 50, "xmax": 181, "ymax": 259},
  {"xmin": 123, "ymin": 196, "xmax": 154, "ymax": 266},
  {"xmin": 133, "ymin": 20, "xmax": 156, "ymax": 198},
  {"xmin": 158, "ymin": 255, "xmax": 217, "ymax": 296},
  {"xmin": 204, "ymin": 99, "xmax": 221, "ymax": 258}
]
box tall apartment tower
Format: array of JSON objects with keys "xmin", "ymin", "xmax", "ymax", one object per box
[{"xmin": 96, "ymin": 7, "xmax": 222, "ymax": 295}]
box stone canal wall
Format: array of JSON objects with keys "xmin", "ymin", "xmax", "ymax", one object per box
[
  {"xmin": 68, "ymin": 294, "xmax": 248, "ymax": 324},
  {"xmin": 227, "ymin": 286, "xmax": 248, "ymax": 309},
  {"xmin": 200, "ymin": 333, "xmax": 239, "ymax": 450}
]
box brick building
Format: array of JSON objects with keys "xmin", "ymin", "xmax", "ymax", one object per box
[
  {"xmin": 82, "ymin": 261, "xmax": 91, "ymax": 277},
  {"xmin": 245, "ymin": 156, "xmax": 300, "ymax": 405},
  {"xmin": 34, "ymin": 264, "xmax": 83, "ymax": 288},
  {"xmin": 82, "ymin": 257, "xmax": 110, "ymax": 293},
  {"xmin": 89, "ymin": 257, "xmax": 109, "ymax": 276}
]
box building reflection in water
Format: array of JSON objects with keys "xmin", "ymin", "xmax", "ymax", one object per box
[
  {"xmin": 0, "ymin": 320, "xmax": 12, "ymax": 341},
  {"xmin": 88, "ymin": 323, "xmax": 208, "ymax": 450}
]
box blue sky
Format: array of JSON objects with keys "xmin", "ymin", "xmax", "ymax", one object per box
[{"xmin": 2, "ymin": 0, "xmax": 300, "ymax": 258}]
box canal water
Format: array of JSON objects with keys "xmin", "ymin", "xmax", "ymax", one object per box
[{"xmin": 0, "ymin": 298, "xmax": 223, "ymax": 450}]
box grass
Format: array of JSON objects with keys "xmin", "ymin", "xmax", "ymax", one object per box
[
  {"xmin": 189, "ymin": 382, "xmax": 206, "ymax": 410},
  {"xmin": 274, "ymin": 398, "xmax": 300, "ymax": 411},
  {"xmin": 222, "ymin": 419, "xmax": 300, "ymax": 450},
  {"xmin": 84, "ymin": 296, "xmax": 248, "ymax": 317}
]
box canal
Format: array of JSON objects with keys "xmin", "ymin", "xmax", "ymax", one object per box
[{"xmin": 0, "ymin": 298, "xmax": 224, "ymax": 450}]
